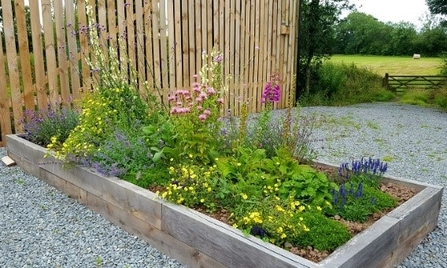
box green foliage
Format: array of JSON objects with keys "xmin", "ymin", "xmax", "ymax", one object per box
[
  {"xmin": 296, "ymin": 211, "xmax": 352, "ymax": 251},
  {"xmin": 299, "ymin": 62, "xmax": 395, "ymax": 106},
  {"xmin": 235, "ymin": 197, "xmax": 311, "ymax": 247},
  {"xmin": 398, "ymin": 87, "xmax": 447, "ymax": 110},
  {"xmin": 22, "ymin": 104, "xmax": 79, "ymax": 147},
  {"xmin": 162, "ymin": 49, "xmax": 225, "ymax": 165},
  {"xmin": 329, "ymin": 171, "xmax": 398, "ymax": 222},
  {"xmin": 48, "ymin": 86, "xmax": 150, "ymax": 161}
]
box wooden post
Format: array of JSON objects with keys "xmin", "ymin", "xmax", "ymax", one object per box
[{"xmin": 384, "ymin": 73, "xmax": 389, "ymax": 91}]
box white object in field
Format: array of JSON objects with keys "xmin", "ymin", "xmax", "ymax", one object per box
[{"xmin": 413, "ymin": 54, "xmax": 421, "ymax": 59}]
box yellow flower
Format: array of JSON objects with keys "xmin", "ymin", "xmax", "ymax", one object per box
[
  {"xmin": 232, "ymin": 223, "xmax": 238, "ymax": 228},
  {"xmin": 200, "ymin": 198, "xmax": 205, "ymax": 203},
  {"xmin": 275, "ymin": 205, "xmax": 285, "ymax": 212},
  {"xmin": 236, "ymin": 162, "xmax": 241, "ymax": 166},
  {"xmin": 277, "ymin": 227, "xmax": 283, "ymax": 233},
  {"xmin": 280, "ymin": 233, "xmax": 287, "ymax": 239},
  {"xmin": 240, "ymin": 193, "xmax": 248, "ymax": 200},
  {"xmin": 317, "ymin": 206, "xmax": 322, "ymax": 211}
]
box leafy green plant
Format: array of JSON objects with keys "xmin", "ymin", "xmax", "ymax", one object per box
[
  {"xmin": 162, "ymin": 49, "xmax": 225, "ymax": 165},
  {"xmin": 328, "ymin": 158, "xmax": 397, "ymax": 222},
  {"xmin": 296, "ymin": 211, "xmax": 352, "ymax": 251}
]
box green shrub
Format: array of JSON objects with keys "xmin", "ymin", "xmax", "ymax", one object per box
[{"xmin": 300, "ymin": 61, "xmax": 395, "ymax": 106}]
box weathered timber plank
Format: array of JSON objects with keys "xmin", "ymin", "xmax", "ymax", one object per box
[
  {"xmin": 7, "ymin": 134, "xmax": 163, "ymax": 229},
  {"xmin": 320, "ymin": 216, "xmax": 399, "ymax": 268},
  {"xmin": 162, "ymin": 202, "xmax": 315, "ymax": 268},
  {"xmin": 84, "ymin": 191, "xmax": 227, "ymax": 268}
]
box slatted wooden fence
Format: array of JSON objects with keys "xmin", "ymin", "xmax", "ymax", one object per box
[
  {"xmin": 0, "ymin": 0, "xmax": 299, "ymax": 147},
  {"xmin": 383, "ymin": 73, "xmax": 447, "ymax": 92}
]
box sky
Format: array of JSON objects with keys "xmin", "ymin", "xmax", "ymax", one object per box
[{"xmin": 349, "ymin": 0, "xmax": 430, "ymax": 26}]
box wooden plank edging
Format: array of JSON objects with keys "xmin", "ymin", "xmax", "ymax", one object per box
[{"xmin": 6, "ymin": 134, "xmax": 443, "ymax": 268}]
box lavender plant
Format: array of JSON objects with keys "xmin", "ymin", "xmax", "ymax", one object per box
[{"xmin": 21, "ymin": 104, "xmax": 79, "ymax": 147}]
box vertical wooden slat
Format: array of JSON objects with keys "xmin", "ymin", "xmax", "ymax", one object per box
[
  {"xmin": 181, "ymin": 0, "xmax": 189, "ymax": 87},
  {"xmin": 287, "ymin": 0, "xmax": 298, "ymax": 108},
  {"xmin": 187, "ymin": 0, "xmax": 195, "ymax": 82},
  {"xmin": 151, "ymin": 0, "xmax": 161, "ymax": 89},
  {"xmin": 0, "ymin": 28, "xmax": 12, "ymax": 145},
  {"xmin": 107, "ymin": 0, "xmax": 118, "ymax": 40},
  {"xmin": 167, "ymin": 0, "xmax": 176, "ymax": 92},
  {"xmin": 29, "ymin": 1, "xmax": 47, "ymax": 109},
  {"xmin": 135, "ymin": 0, "xmax": 146, "ymax": 96},
  {"xmin": 195, "ymin": 0, "xmax": 203, "ymax": 77},
  {"xmin": 224, "ymin": 0, "xmax": 231, "ymax": 114},
  {"xmin": 77, "ymin": 0, "xmax": 91, "ymax": 91},
  {"xmin": 159, "ymin": 0, "xmax": 169, "ymax": 95},
  {"xmin": 252, "ymin": 1, "xmax": 261, "ymax": 113},
  {"xmin": 2, "ymin": 0, "xmax": 23, "ymax": 132},
  {"xmin": 42, "ymin": 0, "xmax": 59, "ymax": 105},
  {"xmin": 174, "ymin": 0, "xmax": 182, "ymax": 88},
  {"xmin": 65, "ymin": 0, "xmax": 81, "ymax": 102},
  {"xmin": 260, "ymin": 0, "xmax": 268, "ymax": 110},
  {"xmin": 125, "ymin": 0, "xmax": 136, "ymax": 84},
  {"xmin": 212, "ymin": 0, "xmax": 219, "ymax": 48},
  {"xmin": 145, "ymin": 0, "xmax": 155, "ymax": 92},
  {"xmin": 54, "ymin": 0, "xmax": 70, "ymax": 106},
  {"xmin": 243, "ymin": 0, "xmax": 251, "ymax": 109},
  {"xmin": 206, "ymin": 0, "xmax": 213, "ymax": 55},
  {"xmin": 15, "ymin": 0, "xmax": 34, "ymax": 111}
]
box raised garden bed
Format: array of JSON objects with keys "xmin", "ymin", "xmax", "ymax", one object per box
[{"xmin": 6, "ymin": 134, "xmax": 444, "ymax": 268}]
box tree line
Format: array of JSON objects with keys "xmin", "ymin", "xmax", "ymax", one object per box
[
  {"xmin": 333, "ymin": 12, "xmax": 447, "ymax": 57},
  {"xmin": 297, "ymin": 0, "xmax": 447, "ymax": 94}
]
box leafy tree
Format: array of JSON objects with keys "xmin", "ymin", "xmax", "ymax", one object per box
[
  {"xmin": 298, "ymin": 0, "xmax": 353, "ymax": 95},
  {"xmin": 334, "ymin": 12, "xmax": 394, "ymax": 55},
  {"xmin": 426, "ymin": 0, "xmax": 447, "ymax": 15}
]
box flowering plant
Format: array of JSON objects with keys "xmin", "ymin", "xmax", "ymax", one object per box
[{"xmin": 162, "ymin": 49, "xmax": 225, "ymax": 164}]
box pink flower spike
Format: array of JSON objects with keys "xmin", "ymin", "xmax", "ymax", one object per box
[
  {"xmin": 217, "ymin": 98, "xmax": 224, "ymax": 104},
  {"xmin": 192, "ymin": 82, "xmax": 200, "ymax": 89},
  {"xmin": 196, "ymin": 97, "xmax": 203, "ymax": 103},
  {"xmin": 196, "ymin": 105, "xmax": 203, "ymax": 110},
  {"xmin": 207, "ymin": 87, "xmax": 216, "ymax": 95},
  {"xmin": 170, "ymin": 107, "xmax": 179, "ymax": 114},
  {"xmin": 176, "ymin": 101, "xmax": 183, "ymax": 106},
  {"xmin": 203, "ymin": 109, "xmax": 211, "ymax": 116},
  {"xmin": 168, "ymin": 95, "xmax": 176, "ymax": 102},
  {"xmin": 199, "ymin": 92, "xmax": 207, "ymax": 99},
  {"xmin": 198, "ymin": 114, "xmax": 207, "ymax": 121}
]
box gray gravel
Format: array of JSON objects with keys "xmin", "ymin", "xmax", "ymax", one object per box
[
  {"xmin": 302, "ymin": 102, "xmax": 447, "ymax": 268},
  {"xmin": 0, "ymin": 148, "xmax": 184, "ymax": 267},
  {"xmin": 1, "ymin": 102, "xmax": 446, "ymax": 267}
]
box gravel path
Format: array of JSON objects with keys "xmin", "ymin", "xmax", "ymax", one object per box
[
  {"xmin": 1, "ymin": 102, "xmax": 446, "ymax": 267},
  {"xmin": 303, "ymin": 102, "xmax": 447, "ymax": 268},
  {"xmin": 0, "ymin": 148, "xmax": 184, "ymax": 267}
]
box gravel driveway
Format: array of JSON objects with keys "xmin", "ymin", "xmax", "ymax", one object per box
[{"xmin": 1, "ymin": 102, "xmax": 446, "ymax": 267}]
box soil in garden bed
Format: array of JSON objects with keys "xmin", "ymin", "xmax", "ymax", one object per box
[{"xmin": 151, "ymin": 179, "xmax": 417, "ymax": 263}]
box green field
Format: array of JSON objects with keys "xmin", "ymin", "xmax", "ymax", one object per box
[{"xmin": 330, "ymin": 55, "xmax": 443, "ymax": 76}]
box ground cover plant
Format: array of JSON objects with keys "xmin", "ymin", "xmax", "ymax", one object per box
[{"xmin": 20, "ymin": 5, "xmax": 410, "ymax": 262}]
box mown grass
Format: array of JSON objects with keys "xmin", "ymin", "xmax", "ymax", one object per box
[{"xmin": 330, "ymin": 55, "xmax": 443, "ymax": 76}]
